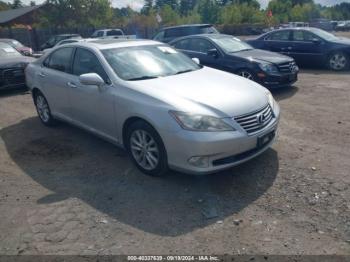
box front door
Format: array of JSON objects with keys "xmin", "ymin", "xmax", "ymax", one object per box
[
  {"xmin": 290, "ymin": 30, "xmax": 325, "ymax": 66},
  {"xmin": 68, "ymin": 47, "xmax": 116, "ymax": 139}
]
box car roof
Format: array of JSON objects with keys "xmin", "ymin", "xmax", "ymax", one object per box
[
  {"xmin": 169, "ymin": 33, "xmax": 232, "ymax": 43},
  {"xmin": 66, "ymin": 39, "xmax": 162, "ymax": 50},
  {"xmin": 163, "ymin": 24, "xmax": 212, "ymax": 30}
]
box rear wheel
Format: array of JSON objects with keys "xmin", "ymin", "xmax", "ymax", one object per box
[
  {"xmin": 126, "ymin": 121, "xmax": 168, "ymax": 176},
  {"xmin": 328, "ymin": 52, "xmax": 348, "ymax": 71},
  {"xmin": 34, "ymin": 92, "xmax": 56, "ymax": 126}
]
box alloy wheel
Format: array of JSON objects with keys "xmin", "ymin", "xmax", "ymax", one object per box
[
  {"xmin": 36, "ymin": 95, "xmax": 50, "ymax": 123},
  {"xmin": 130, "ymin": 130, "xmax": 159, "ymax": 171},
  {"xmin": 330, "ymin": 53, "xmax": 347, "ymax": 71},
  {"xmin": 239, "ymin": 71, "xmax": 253, "ymax": 80}
]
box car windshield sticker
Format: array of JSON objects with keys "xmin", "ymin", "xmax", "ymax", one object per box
[{"xmin": 158, "ymin": 46, "xmax": 177, "ymax": 54}]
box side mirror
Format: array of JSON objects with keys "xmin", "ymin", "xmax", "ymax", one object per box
[
  {"xmin": 79, "ymin": 73, "xmax": 105, "ymax": 86},
  {"xmin": 312, "ymin": 38, "xmax": 321, "ymax": 44},
  {"xmin": 192, "ymin": 57, "xmax": 200, "ymax": 65},
  {"xmin": 207, "ymin": 48, "xmax": 219, "ymax": 58}
]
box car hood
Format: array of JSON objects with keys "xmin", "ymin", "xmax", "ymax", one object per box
[
  {"xmin": 0, "ymin": 56, "xmax": 35, "ymax": 68},
  {"xmin": 129, "ymin": 67, "xmax": 269, "ymax": 117},
  {"xmin": 231, "ymin": 49, "xmax": 293, "ymax": 64},
  {"xmin": 330, "ymin": 37, "xmax": 350, "ymax": 46}
]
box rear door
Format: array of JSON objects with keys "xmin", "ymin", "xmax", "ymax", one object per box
[
  {"xmin": 263, "ymin": 30, "xmax": 293, "ymax": 56},
  {"xmin": 37, "ymin": 47, "xmax": 74, "ymax": 119},
  {"xmin": 68, "ymin": 47, "xmax": 116, "ymax": 138},
  {"xmin": 290, "ymin": 30, "xmax": 325, "ymax": 65}
]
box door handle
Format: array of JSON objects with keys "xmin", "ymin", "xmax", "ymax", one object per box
[
  {"xmin": 38, "ymin": 72, "xmax": 46, "ymax": 77},
  {"xmin": 67, "ymin": 82, "xmax": 77, "ymax": 88},
  {"xmin": 287, "ymin": 46, "xmax": 292, "ymax": 50}
]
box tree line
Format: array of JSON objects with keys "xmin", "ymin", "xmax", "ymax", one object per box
[{"xmin": 1, "ymin": 0, "xmax": 350, "ymax": 29}]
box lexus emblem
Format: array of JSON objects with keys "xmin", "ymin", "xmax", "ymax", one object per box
[
  {"xmin": 289, "ymin": 62, "xmax": 295, "ymax": 72},
  {"xmin": 257, "ymin": 113, "xmax": 266, "ymax": 125}
]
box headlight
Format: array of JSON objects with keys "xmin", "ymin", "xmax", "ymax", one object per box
[
  {"xmin": 169, "ymin": 111, "xmax": 235, "ymax": 132},
  {"xmin": 266, "ymin": 90, "xmax": 275, "ymax": 109},
  {"xmin": 259, "ymin": 63, "xmax": 278, "ymax": 74}
]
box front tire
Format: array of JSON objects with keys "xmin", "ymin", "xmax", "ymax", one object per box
[
  {"xmin": 236, "ymin": 69, "xmax": 256, "ymax": 81},
  {"xmin": 34, "ymin": 92, "xmax": 56, "ymax": 126},
  {"xmin": 328, "ymin": 52, "xmax": 348, "ymax": 71},
  {"xmin": 126, "ymin": 121, "xmax": 168, "ymax": 177}
]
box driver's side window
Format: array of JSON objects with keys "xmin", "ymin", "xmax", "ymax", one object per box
[{"xmin": 72, "ymin": 48, "xmax": 109, "ymax": 83}]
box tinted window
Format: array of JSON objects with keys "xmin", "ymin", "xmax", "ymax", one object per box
[
  {"xmin": 165, "ymin": 27, "xmax": 192, "ymax": 38},
  {"xmin": 173, "ymin": 39, "xmax": 191, "ymax": 50},
  {"xmin": 199, "ymin": 26, "xmax": 219, "ymax": 34},
  {"xmin": 154, "ymin": 31, "xmax": 164, "ymax": 41},
  {"xmin": 292, "ymin": 30, "xmax": 321, "ymax": 42},
  {"xmin": 266, "ymin": 31, "xmax": 290, "ymax": 41},
  {"xmin": 73, "ymin": 48, "xmax": 108, "ymax": 82},
  {"xmin": 107, "ymin": 30, "xmax": 123, "ymax": 36},
  {"xmin": 47, "ymin": 47, "xmax": 73, "ymax": 73},
  {"xmin": 97, "ymin": 31, "xmax": 104, "ymax": 37},
  {"xmin": 190, "ymin": 39, "xmax": 215, "ymax": 53}
]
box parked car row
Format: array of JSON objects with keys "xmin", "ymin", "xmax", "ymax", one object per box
[{"xmin": 2, "ymin": 24, "xmax": 350, "ymax": 177}]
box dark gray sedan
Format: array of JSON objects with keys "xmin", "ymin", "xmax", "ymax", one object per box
[{"xmin": 0, "ymin": 42, "xmax": 35, "ymax": 91}]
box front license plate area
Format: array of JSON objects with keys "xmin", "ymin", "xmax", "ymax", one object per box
[{"xmin": 257, "ymin": 130, "xmax": 275, "ymax": 148}]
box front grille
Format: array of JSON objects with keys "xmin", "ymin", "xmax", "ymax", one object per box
[
  {"xmin": 0, "ymin": 68, "xmax": 25, "ymax": 87},
  {"xmin": 278, "ymin": 61, "xmax": 297, "ymax": 73},
  {"xmin": 234, "ymin": 104, "xmax": 274, "ymax": 134}
]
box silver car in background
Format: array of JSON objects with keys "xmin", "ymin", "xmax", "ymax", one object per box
[{"xmin": 25, "ymin": 39, "xmax": 280, "ymax": 176}]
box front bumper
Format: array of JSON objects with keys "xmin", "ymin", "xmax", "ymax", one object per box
[
  {"xmin": 160, "ymin": 105, "xmax": 280, "ymax": 175},
  {"xmin": 258, "ymin": 72, "xmax": 298, "ymax": 89}
]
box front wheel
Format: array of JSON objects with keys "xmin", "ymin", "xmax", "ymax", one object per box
[
  {"xmin": 126, "ymin": 121, "xmax": 168, "ymax": 176},
  {"xmin": 34, "ymin": 92, "xmax": 56, "ymax": 126},
  {"xmin": 236, "ymin": 69, "xmax": 255, "ymax": 81},
  {"xmin": 328, "ymin": 52, "xmax": 348, "ymax": 71}
]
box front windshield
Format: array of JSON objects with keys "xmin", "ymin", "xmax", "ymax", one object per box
[
  {"xmin": 312, "ymin": 28, "xmax": 339, "ymax": 41},
  {"xmin": 0, "ymin": 43, "xmax": 22, "ymax": 58},
  {"xmin": 102, "ymin": 45, "xmax": 202, "ymax": 81},
  {"xmin": 211, "ymin": 36, "xmax": 253, "ymax": 53}
]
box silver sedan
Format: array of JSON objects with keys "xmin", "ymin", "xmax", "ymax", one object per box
[{"xmin": 25, "ymin": 39, "xmax": 280, "ymax": 176}]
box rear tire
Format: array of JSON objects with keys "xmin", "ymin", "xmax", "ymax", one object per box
[
  {"xmin": 328, "ymin": 51, "xmax": 348, "ymax": 71},
  {"xmin": 34, "ymin": 91, "xmax": 56, "ymax": 126},
  {"xmin": 126, "ymin": 121, "xmax": 168, "ymax": 177}
]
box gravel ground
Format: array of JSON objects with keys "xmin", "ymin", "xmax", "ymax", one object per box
[{"xmin": 0, "ymin": 69, "xmax": 349, "ymax": 255}]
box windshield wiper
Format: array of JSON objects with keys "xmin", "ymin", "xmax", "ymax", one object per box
[
  {"xmin": 128, "ymin": 76, "xmax": 159, "ymax": 81},
  {"xmin": 175, "ymin": 69, "xmax": 194, "ymax": 75}
]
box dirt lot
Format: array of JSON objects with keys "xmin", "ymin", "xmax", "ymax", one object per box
[{"xmin": 0, "ymin": 69, "xmax": 349, "ymax": 255}]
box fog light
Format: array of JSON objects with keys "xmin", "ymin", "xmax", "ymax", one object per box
[{"xmin": 188, "ymin": 156, "xmax": 209, "ymax": 168}]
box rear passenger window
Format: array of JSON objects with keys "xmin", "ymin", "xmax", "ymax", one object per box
[
  {"xmin": 107, "ymin": 30, "xmax": 123, "ymax": 36},
  {"xmin": 46, "ymin": 47, "xmax": 73, "ymax": 73},
  {"xmin": 72, "ymin": 48, "xmax": 109, "ymax": 82},
  {"xmin": 266, "ymin": 31, "xmax": 290, "ymax": 41}
]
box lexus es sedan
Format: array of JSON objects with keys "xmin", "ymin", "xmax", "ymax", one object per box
[
  {"xmin": 247, "ymin": 27, "xmax": 350, "ymax": 71},
  {"xmin": 25, "ymin": 39, "xmax": 280, "ymax": 176},
  {"xmin": 170, "ymin": 34, "xmax": 298, "ymax": 89},
  {"xmin": 0, "ymin": 42, "xmax": 35, "ymax": 91}
]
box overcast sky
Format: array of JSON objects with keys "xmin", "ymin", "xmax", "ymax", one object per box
[{"xmin": 22, "ymin": 0, "xmax": 350, "ymax": 10}]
